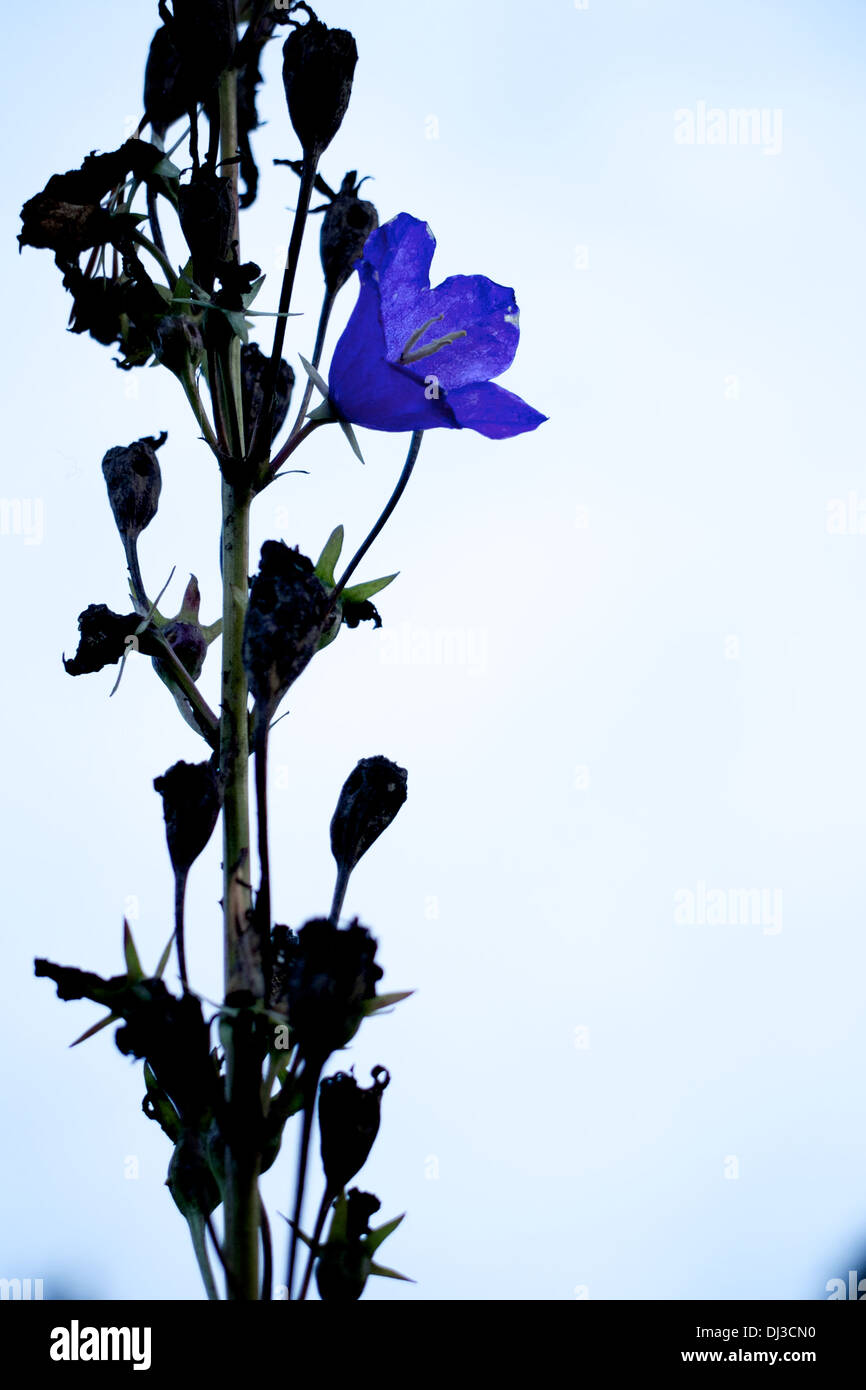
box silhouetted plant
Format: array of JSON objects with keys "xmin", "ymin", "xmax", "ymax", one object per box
[{"xmin": 23, "ymin": 0, "xmax": 545, "ymax": 1300}]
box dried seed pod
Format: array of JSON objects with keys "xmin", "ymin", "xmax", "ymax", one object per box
[
  {"xmin": 241, "ymin": 344, "xmax": 294, "ymax": 446},
  {"xmin": 101, "ymin": 434, "xmax": 165, "ymax": 543},
  {"xmin": 152, "ymin": 316, "xmax": 204, "ymax": 376},
  {"xmin": 319, "ymin": 1067, "xmax": 389, "ymax": 1193},
  {"xmin": 178, "ymin": 168, "xmax": 234, "ymax": 294},
  {"xmin": 143, "ymin": 24, "xmax": 188, "ymax": 139},
  {"xmin": 285, "ymin": 918, "xmax": 383, "ymax": 1062},
  {"xmin": 320, "ymin": 173, "xmax": 378, "ymax": 295},
  {"xmin": 315, "ymin": 1189, "xmax": 382, "ymax": 1303},
  {"xmin": 330, "ymin": 757, "xmax": 408, "ymax": 877},
  {"xmin": 153, "ymin": 758, "xmax": 222, "ymax": 875},
  {"xmin": 169, "ymin": 0, "xmax": 237, "ymax": 99},
  {"xmin": 282, "ymin": 9, "xmax": 357, "ymax": 158},
  {"xmin": 242, "ymin": 542, "xmax": 330, "ymax": 713}
]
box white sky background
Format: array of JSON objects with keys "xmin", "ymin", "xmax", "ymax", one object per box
[{"xmin": 3, "ymin": 0, "xmax": 866, "ymax": 1300}]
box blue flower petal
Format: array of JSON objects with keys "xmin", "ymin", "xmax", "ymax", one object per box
[
  {"xmin": 382, "ymin": 275, "xmax": 521, "ymax": 392},
  {"xmin": 362, "ymin": 213, "xmax": 436, "ymax": 305},
  {"xmin": 330, "ymin": 276, "xmax": 456, "ymax": 432},
  {"xmin": 446, "ymin": 382, "xmax": 549, "ymax": 439}
]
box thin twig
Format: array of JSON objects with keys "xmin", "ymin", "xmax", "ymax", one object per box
[
  {"xmin": 331, "ymin": 431, "xmax": 424, "ymax": 608},
  {"xmin": 250, "ymin": 155, "xmax": 318, "ymax": 463}
]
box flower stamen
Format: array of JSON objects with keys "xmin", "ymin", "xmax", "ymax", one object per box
[{"xmin": 399, "ymin": 313, "xmax": 467, "ymax": 365}]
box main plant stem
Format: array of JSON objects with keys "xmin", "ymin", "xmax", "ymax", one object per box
[{"xmin": 218, "ymin": 66, "xmax": 260, "ymax": 1303}]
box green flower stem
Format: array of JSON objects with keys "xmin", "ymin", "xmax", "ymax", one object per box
[
  {"xmin": 253, "ymin": 710, "xmax": 272, "ymax": 987},
  {"xmin": 331, "ymin": 430, "xmax": 425, "ymax": 607},
  {"xmin": 179, "ymin": 364, "xmax": 221, "ymax": 455},
  {"xmin": 132, "ymin": 230, "xmax": 176, "ymax": 288},
  {"xmin": 149, "ymin": 629, "xmax": 219, "ymax": 749},
  {"xmin": 218, "ymin": 64, "xmax": 261, "ymax": 1304},
  {"xmin": 187, "ymin": 1213, "xmax": 220, "ymax": 1302}
]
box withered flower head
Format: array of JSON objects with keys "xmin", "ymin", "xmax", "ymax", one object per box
[
  {"xmin": 168, "ymin": 0, "xmax": 237, "ymax": 99},
  {"xmin": 319, "ymin": 1066, "xmax": 390, "ymax": 1193},
  {"xmin": 330, "ymin": 757, "xmax": 408, "ymax": 877},
  {"xmin": 314, "ymin": 1188, "xmax": 382, "ymax": 1302},
  {"xmin": 153, "ymin": 757, "xmax": 222, "ymax": 876},
  {"xmin": 178, "ymin": 168, "xmax": 234, "ymax": 294},
  {"xmin": 101, "ymin": 433, "xmax": 165, "ymax": 543},
  {"xmin": 143, "ymin": 24, "xmax": 188, "ymax": 139},
  {"xmin": 19, "ymin": 142, "xmax": 164, "ymax": 258},
  {"xmin": 242, "ymin": 542, "xmax": 330, "ymax": 712},
  {"xmin": 152, "ymin": 316, "xmax": 204, "ymax": 376},
  {"xmin": 282, "ymin": 7, "xmax": 358, "ymax": 158},
  {"xmin": 62, "ymin": 603, "xmax": 143, "ymax": 676},
  {"xmin": 320, "ymin": 173, "xmax": 378, "ymax": 295},
  {"xmin": 285, "ymin": 918, "xmax": 383, "ymax": 1061},
  {"xmin": 241, "ymin": 343, "xmax": 294, "ymax": 446}
]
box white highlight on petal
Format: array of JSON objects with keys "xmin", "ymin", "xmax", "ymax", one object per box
[{"xmin": 505, "ymin": 310, "xmax": 520, "ymax": 328}]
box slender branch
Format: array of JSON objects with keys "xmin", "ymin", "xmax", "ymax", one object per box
[
  {"xmin": 287, "ymin": 1061, "xmax": 322, "ymax": 1300},
  {"xmin": 187, "ymin": 1213, "xmax": 220, "ymax": 1301},
  {"xmin": 260, "ymin": 1200, "xmax": 273, "ymax": 1302},
  {"xmin": 286, "ymin": 287, "xmax": 336, "ymax": 441},
  {"xmin": 298, "ymin": 1189, "xmax": 331, "ymax": 1301},
  {"xmin": 253, "ymin": 711, "xmax": 272, "ymax": 987},
  {"xmin": 250, "ymin": 155, "xmax": 318, "ymax": 463},
  {"xmin": 174, "ymin": 866, "xmax": 190, "ymax": 992},
  {"xmin": 150, "ymin": 629, "xmax": 220, "ymax": 749},
  {"xmin": 331, "ymin": 431, "xmax": 424, "ymax": 607},
  {"xmin": 266, "ymin": 416, "xmax": 326, "ymax": 483},
  {"xmin": 329, "ymin": 862, "xmax": 351, "ymax": 925},
  {"xmin": 178, "ymin": 364, "xmax": 221, "ymax": 455},
  {"xmin": 132, "ymin": 230, "xmax": 176, "ymax": 288}
]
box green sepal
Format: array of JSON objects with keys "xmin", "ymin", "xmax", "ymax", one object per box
[
  {"xmin": 315, "ymin": 525, "xmax": 344, "ymax": 587},
  {"xmin": 364, "ymin": 1212, "xmax": 404, "ymax": 1256},
  {"xmin": 341, "ymin": 573, "xmax": 398, "ymax": 604},
  {"xmin": 369, "ymin": 1261, "xmax": 415, "ymax": 1282},
  {"xmin": 123, "ymin": 919, "xmax": 144, "ymax": 982},
  {"xmin": 242, "ymin": 274, "xmax": 266, "ymax": 308},
  {"xmin": 362, "ymin": 990, "xmax": 415, "ymax": 1016},
  {"xmin": 69, "ymin": 1013, "xmax": 119, "ymax": 1048}
]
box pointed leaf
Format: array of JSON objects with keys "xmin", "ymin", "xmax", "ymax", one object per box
[
  {"xmin": 362, "ymin": 990, "xmax": 415, "ymax": 1017},
  {"xmin": 70, "ymin": 1012, "xmax": 119, "ymax": 1048},
  {"xmin": 279, "ymin": 1215, "xmax": 315, "ymax": 1249},
  {"xmin": 298, "ymin": 354, "xmax": 330, "ymax": 400},
  {"xmin": 339, "ymin": 419, "xmax": 365, "ymax": 464},
  {"xmin": 369, "ymin": 1261, "xmax": 415, "ymax": 1282},
  {"xmin": 242, "ymin": 275, "xmax": 266, "ymax": 308},
  {"xmin": 123, "ymin": 920, "xmax": 144, "ymax": 982},
  {"xmin": 154, "ymin": 932, "xmax": 174, "ymax": 980},
  {"xmin": 364, "ymin": 1212, "xmax": 405, "ymax": 1256},
  {"xmin": 315, "ymin": 525, "xmax": 344, "ymax": 587},
  {"xmin": 341, "ymin": 573, "xmax": 398, "ymax": 605}
]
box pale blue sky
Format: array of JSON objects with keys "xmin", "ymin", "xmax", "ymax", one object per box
[{"xmin": 3, "ymin": 0, "xmax": 866, "ymax": 1299}]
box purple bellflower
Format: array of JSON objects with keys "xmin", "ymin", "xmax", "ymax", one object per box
[{"xmin": 327, "ymin": 213, "xmax": 547, "ymax": 440}]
